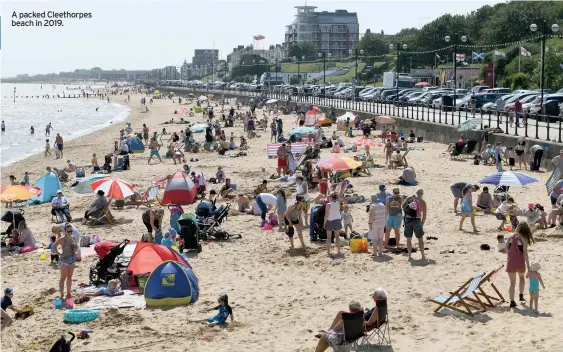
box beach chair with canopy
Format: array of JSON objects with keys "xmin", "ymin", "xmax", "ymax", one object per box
[{"xmin": 429, "ymin": 272, "xmax": 487, "ymax": 316}]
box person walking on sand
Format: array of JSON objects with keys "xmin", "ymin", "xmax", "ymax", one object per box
[
  {"xmin": 53, "ymin": 223, "xmax": 79, "ymax": 303},
  {"xmin": 142, "ymin": 124, "xmax": 150, "ymax": 145},
  {"xmin": 450, "ymin": 181, "xmax": 468, "ymax": 213},
  {"xmin": 55, "ymin": 133, "xmax": 64, "ymax": 158},
  {"xmin": 0, "ymin": 120, "xmax": 5, "ymax": 133},
  {"xmin": 506, "ymin": 222, "xmax": 534, "ymax": 308},
  {"xmin": 147, "ymin": 138, "xmax": 163, "ymax": 164},
  {"xmin": 368, "ymin": 199, "xmax": 386, "ymax": 256},
  {"xmin": 324, "ymin": 192, "xmax": 342, "ymax": 256},
  {"xmin": 403, "ymin": 188, "xmax": 427, "ymax": 261},
  {"xmin": 283, "ymin": 195, "xmax": 306, "ymax": 250},
  {"xmin": 384, "ymin": 188, "xmax": 404, "ymax": 249},
  {"xmin": 30, "ymin": 126, "xmax": 34, "ymax": 135},
  {"xmin": 459, "ymin": 184, "xmax": 480, "ymax": 232},
  {"xmin": 527, "ymin": 262, "xmax": 545, "ymax": 313}
]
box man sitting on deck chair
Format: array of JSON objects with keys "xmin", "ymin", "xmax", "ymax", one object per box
[
  {"xmin": 82, "ymin": 190, "xmax": 108, "ymax": 224},
  {"xmin": 51, "ymin": 190, "xmax": 71, "ymax": 222}
]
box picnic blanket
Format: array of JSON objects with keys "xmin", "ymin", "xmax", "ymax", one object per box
[
  {"xmin": 79, "ymin": 287, "xmax": 145, "ymax": 309},
  {"xmin": 267, "ymin": 143, "xmax": 310, "ymax": 158}
]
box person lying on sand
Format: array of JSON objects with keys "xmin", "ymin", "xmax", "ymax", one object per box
[{"xmin": 79, "ymin": 279, "xmax": 123, "ymax": 297}]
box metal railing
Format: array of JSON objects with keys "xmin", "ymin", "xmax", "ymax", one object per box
[{"xmin": 161, "ymin": 86, "xmax": 563, "ymax": 143}]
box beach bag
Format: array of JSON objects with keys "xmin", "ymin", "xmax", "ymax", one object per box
[
  {"xmin": 402, "ymin": 196, "xmax": 421, "ymax": 218},
  {"xmin": 79, "ymin": 235, "xmax": 91, "ymax": 248},
  {"xmin": 268, "ymin": 213, "xmax": 278, "ymax": 226},
  {"xmin": 350, "ymin": 237, "xmax": 368, "ymax": 253}
]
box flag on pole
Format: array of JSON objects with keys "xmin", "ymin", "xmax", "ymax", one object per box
[
  {"xmin": 494, "ymin": 51, "xmax": 506, "ymax": 58},
  {"xmin": 520, "ymin": 47, "xmax": 531, "ymax": 57},
  {"xmin": 455, "ymin": 53, "xmax": 465, "ymax": 61},
  {"xmin": 253, "ymin": 34, "xmax": 265, "ymax": 40},
  {"xmin": 472, "ymin": 52, "xmax": 485, "ymax": 61}
]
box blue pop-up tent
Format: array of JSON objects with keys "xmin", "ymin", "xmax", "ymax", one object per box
[
  {"xmin": 144, "ymin": 260, "xmax": 199, "ymax": 307},
  {"xmin": 126, "ymin": 137, "xmax": 145, "ymax": 153},
  {"xmin": 30, "ymin": 171, "xmax": 62, "ymax": 203}
]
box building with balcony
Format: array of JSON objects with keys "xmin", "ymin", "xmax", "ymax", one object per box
[
  {"xmin": 283, "ymin": 6, "xmax": 359, "ymax": 58},
  {"xmin": 192, "ymin": 49, "xmax": 219, "ymax": 69},
  {"xmin": 95, "ymin": 69, "xmax": 151, "ymax": 81}
]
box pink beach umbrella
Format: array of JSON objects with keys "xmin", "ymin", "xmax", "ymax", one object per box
[{"xmin": 90, "ymin": 177, "xmax": 135, "ymax": 199}]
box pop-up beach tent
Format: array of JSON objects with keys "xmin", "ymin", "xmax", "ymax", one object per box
[
  {"xmin": 144, "ymin": 260, "xmax": 199, "ymax": 307},
  {"xmin": 30, "ymin": 171, "xmax": 62, "ymax": 203},
  {"xmin": 127, "ymin": 242, "xmax": 191, "ymax": 275},
  {"xmin": 126, "ymin": 136, "xmax": 145, "ymax": 153}
]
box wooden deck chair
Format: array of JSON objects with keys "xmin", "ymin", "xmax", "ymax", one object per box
[
  {"xmin": 90, "ymin": 199, "xmax": 115, "ymax": 225},
  {"xmin": 464, "ymin": 265, "xmax": 506, "ymax": 308},
  {"xmin": 334, "ymin": 311, "xmax": 366, "ymax": 352},
  {"xmin": 429, "ymin": 272, "xmax": 487, "ymax": 316},
  {"xmin": 136, "ymin": 186, "xmax": 160, "ymax": 208}
]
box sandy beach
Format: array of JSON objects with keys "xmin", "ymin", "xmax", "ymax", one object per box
[{"xmin": 1, "ymin": 92, "xmax": 562, "ymax": 352}]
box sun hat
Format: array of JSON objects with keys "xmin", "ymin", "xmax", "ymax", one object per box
[
  {"xmin": 530, "ymin": 262, "xmax": 541, "ymax": 271},
  {"xmin": 56, "ymin": 190, "xmax": 63, "ymax": 194},
  {"xmin": 4, "ymin": 288, "xmax": 14, "ymax": 295}
]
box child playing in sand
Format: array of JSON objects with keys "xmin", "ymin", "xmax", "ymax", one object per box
[
  {"xmin": 92, "ymin": 153, "xmax": 99, "ymax": 172},
  {"xmin": 497, "ymin": 234, "xmax": 506, "ymax": 253},
  {"xmin": 207, "ymin": 294, "xmax": 234, "ymax": 325},
  {"xmin": 459, "ymin": 184, "xmax": 480, "ymax": 232},
  {"xmin": 507, "ymin": 147, "xmax": 516, "ymax": 171},
  {"xmin": 216, "ymin": 167, "xmax": 225, "ymax": 183},
  {"xmin": 44, "ymin": 139, "xmax": 52, "ymax": 157},
  {"xmin": 48, "ymin": 235, "xmax": 59, "ymax": 263},
  {"xmin": 341, "ymin": 204, "xmax": 354, "ymax": 237},
  {"xmin": 161, "ymin": 232, "xmax": 173, "ymax": 248},
  {"xmin": 526, "ymin": 262, "xmax": 545, "ymax": 313},
  {"xmin": 495, "ymin": 197, "xmax": 519, "ymax": 231},
  {"xmin": 23, "ymin": 172, "xmax": 29, "ymax": 186},
  {"xmin": 82, "ymin": 279, "xmax": 123, "ymax": 297}
]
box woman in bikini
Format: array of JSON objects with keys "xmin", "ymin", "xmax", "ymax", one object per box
[
  {"xmin": 53, "ymin": 223, "xmax": 79, "ymax": 302},
  {"xmin": 515, "ymin": 137, "xmax": 528, "ymax": 170}
]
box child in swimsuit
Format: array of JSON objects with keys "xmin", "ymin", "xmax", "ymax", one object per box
[
  {"xmin": 526, "ymin": 262, "xmax": 545, "ymax": 313},
  {"xmin": 459, "ymin": 184, "xmax": 480, "ymax": 232},
  {"xmin": 207, "ymin": 294, "xmax": 234, "ymax": 325}
]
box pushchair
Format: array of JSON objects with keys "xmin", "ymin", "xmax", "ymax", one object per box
[
  {"xmin": 178, "ymin": 213, "xmax": 202, "ymax": 253},
  {"xmin": 89, "ymin": 239, "xmax": 130, "ymax": 285},
  {"xmin": 1, "ymin": 210, "xmax": 25, "ymax": 245},
  {"xmin": 197, "ymin": 203, "xmax": 239, "ymax": 241},
  {"xmin": 309, "ymin": 204, "xmax": 327, "ymax": 242}
]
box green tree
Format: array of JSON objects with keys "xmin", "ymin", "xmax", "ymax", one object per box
[
  {"xmin": 288, "ymin": 42, "xmax": 318, "ymax": 60},
  {"xmin": 356, "ymin": 33, "xmax": 387, "ymax": 64}
]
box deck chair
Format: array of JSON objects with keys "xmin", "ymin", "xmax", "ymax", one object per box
[
  {"xmin": 154, "ymin": 175, "xmax": 168, "ymax": 189},
  {"xmin": 136, "ymin": 186, "xmax": 160, "ymax": 208},
  {"xmin": 429, "ymin": 272, "xmax": 487, "ymax": 316},
  {"xmin": 464, "ymin": 265, "xmax": 505, "ymax": 308},
  {"xmin": 334, "ymin": 311, "xmax": 366, "ymax": 352},
  {"xmin": 451, "ymin": 143, "xmax": 465, "ymax": 160},
  {"xmin": 89, "ymin": 199, "xmax": 115, "ymax": 225},
  {"xmin": 362, "ymin": 300, "xmax": 391, "ymax": 347},
  {"xmin": 464, "ymin": 140, "xmax": 478, "ymax": 156}
]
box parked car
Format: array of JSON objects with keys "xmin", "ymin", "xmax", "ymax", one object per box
[
  {"xmin": 528, "ymin": 94, "xmax": 563, "ymax": 120},
  {"xmin": 470, "ymin": 85, "xmax": 490, "ymax": 94},
  {"xmin": 484, "ymin": 88, "xmax": 512, "ymax": 94},
  {"xmin": 457, "ymin": 93, "xmax": 505, "ymax": 109},
  {"xmin": 503, "ymin": 94, "xmax": 540, "ymax": 112}
]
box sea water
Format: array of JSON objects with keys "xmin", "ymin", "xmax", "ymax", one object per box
[{"xmin": 1, "ymin": 83, "xmax": 130, "ymax": 167}]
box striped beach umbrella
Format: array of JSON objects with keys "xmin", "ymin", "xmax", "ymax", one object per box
[
  {"xmin": 91, "ymin": 177, "xmax": 135, "ymax": 199},
  {"xmin": 317, "ymin": 156, "xmax": 362, "ymax": 172},
  {"xmin": 353, "ymin": 137, "xmax": 378, "ymax": 147},
  {"xmin": 479, "ymin": 171, "xmax": 538, "ymax": 187},
  {"xmin": 160, "ymin": 172, "xmax": 197, "ymax": 205}
]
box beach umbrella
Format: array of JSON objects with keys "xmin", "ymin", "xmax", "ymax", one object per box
[
  {"xmin": 415, "ymin": 82, "xmax": 430, "ymax": 88},
  {"xmin": 373, "ymin": 115, "xmax": 395, "ymax": 125},
  {"xmin": 154, "ymin": 90, "xmax": 160, "ymax": 95},
  {"xmin": 198, "ymin": 95, "xmax": 208, "ymax": 101},
  {"xmin": 317, "ymin": 156, "xmax": 362, "ymax": 172},
  {"xmin": 0, "ymin": 185, "xmax": 42, "ymax": 202},
  {"xmin": 160, "ymin": 171, "xmax": 197, "ymax": 205},
  {"xmin": 456, "ymin": 118, "xmax": 484, "ymax": 132},
  {"xmin": 479, "ymin": 171, "xmax": 538, "ymax": 187},
  {"xmin": 265, "ymin": 99, "xmax": 278, "ymax": 104},
  {"xmin": 190, "ymin": 123, "xmax": 208, "ymax": 133},
  {"xmin": 353, "ymin": 137, "xmax": 378, "ymax": 147},
  {"xmin": 91, "ymin": 177, "xmax": 135, "ymax": 199},
  {"xmin": 71, "ymin": 174, "xmax": 108, "ymax": 194},
  {"xmin": 289, "ymin": 127, "xmax": 317, "ymax": 136}
]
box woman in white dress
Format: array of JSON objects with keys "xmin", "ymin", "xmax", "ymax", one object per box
[{"xmin": 293, "ymin": 175, "xmax": 310, "ymax": 227}]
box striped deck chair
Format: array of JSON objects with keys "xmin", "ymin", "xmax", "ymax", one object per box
[
  {"xmin": 137, "ymin": 186, "xmax": 160, "ymax": 208},
  {"xmin": 465, "ymin": 265, "xmax": 506, "ymax": 308},
  {"xmin": 266, "ymin": 143, "xmax": 309, "ymax": 158},
  {"xmin": 429, "ymin": 272, "xmax": 487, "ymax": 316}
]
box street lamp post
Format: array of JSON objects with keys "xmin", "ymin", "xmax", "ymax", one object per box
[
  {"xmin": 445, "ymin": 34, "xmax": 467, "ymax": 112},
  {"xmin": 389, "ymin": 43, "xmax": 408, "ymax": 102},
  {"xmin": 530, "ymin": 21, "xmax": 559, "ymax": 114},
  {"xmin": 318, "ymin": 52, "xmax": 331, "ymax": 86},
  {"xmin": 349, "ymin": 49, "xmax": 364, "ymax": 81}
]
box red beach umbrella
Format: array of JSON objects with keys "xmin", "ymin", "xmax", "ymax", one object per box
[
  {"xmin": 91, "ymin": 177, "xmax": 135, "ymax": 199},
  {"xmin": 160, "ymin": 171, "xmax": 197, "ymax": 205},
  {"xmin": 353, "ymin": 137, "xmax": 378, "ymax": 147}
]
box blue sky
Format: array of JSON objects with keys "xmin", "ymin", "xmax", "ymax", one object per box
[{"xmin": 1, "ymin": 0, "xmax": 502, "ymax": 76}]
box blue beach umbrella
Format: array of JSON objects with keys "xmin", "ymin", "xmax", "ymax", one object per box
[
  {"xmin": 288, "ymin": 127, "xmax": 317, "ymax": 136},
  {"xmin": 480, "ymin": 171, "xmax": 538, "ymax": 187}
]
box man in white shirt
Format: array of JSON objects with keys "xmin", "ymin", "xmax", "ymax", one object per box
[
  {"xmin": 51, "ymin": 190, "xmax": 71, "ymax": 222},
  {"xmin": 120, "ymin": 142, "xmax": 130, "ymax": 155}
]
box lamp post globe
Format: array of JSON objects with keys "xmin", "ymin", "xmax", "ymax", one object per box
[
  {"xmin": 444, "ymin": 35, "xmax": 451, "ymax": 42},
  {"xmin": 402, "ymin": 44, "xmax": 408, "ymax": 50},
  {"xmin": 349, "ymin": 49, "xmax": 353, "ymax": 56},
  {"xmin": 389, "ymin": 43, "xmax": 394, "ymax": 50},
  {"xmin": 552, "ymin": 24, "xmax": 560, "ymax": 32},
  {"xmin": 328, "ymin": 53, "xmax": 332, "ymax": 58},
  {"xmin": 530, "ymin": 23, "xmax": 538, "ymax": 32},
  {"xmin": 360, "ymin": 49, "xmax": 364, "ymax": 55},
  {"xmin": 318, "ymin": 53, "xmax": 322, "ymax": 58},
  {"xmin": 293, "ymin": 56, "xmax": 297, "ymax": 62},
  {"xmin": 302, "ymin": 55, "xmax": 305, "ymax": 61},
  {"xmin": 461, "ymin": 35, "xmax": 468, "ymax": 42}
]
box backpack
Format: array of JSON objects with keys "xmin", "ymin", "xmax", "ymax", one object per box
[{"xmin": 402, "ymin": 196, "xmax": 420, "ymax": 219}]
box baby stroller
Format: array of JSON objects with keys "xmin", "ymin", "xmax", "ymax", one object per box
[
  {"xmin": 1, "ymin": 210, "xmax": 25, "ymax": 245},
  {"xmin": 177, "ymin": 213, "xmax": 202, "ymax": 253},
  {"xmin": 89, "ymin": 239, "xmax": 130, "ymax": 285},
  {"xmin": 197, "ymin": 203, "xmax": 235, "ymax": 240},
  {"xmin": 309, "ymin": 204, "xmax": 327, "ymax": 242}
]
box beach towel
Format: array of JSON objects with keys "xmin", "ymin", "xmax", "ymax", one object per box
[
  {"xmin": 267, "ymin": 143, "xmax": 309, "ymax": 158},
  {"xmin": 82, "ymin": 288, "xmax": 145, "ymax": 309}
]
